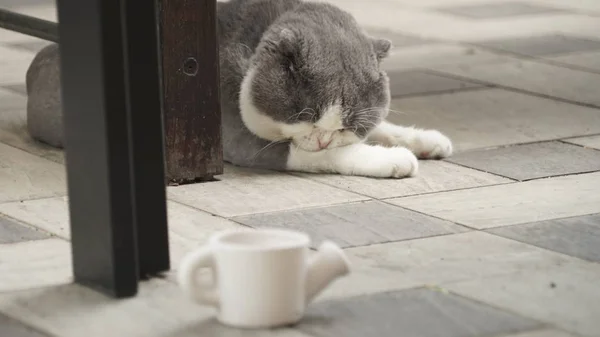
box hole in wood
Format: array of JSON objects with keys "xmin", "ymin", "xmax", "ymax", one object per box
[{"xmin": 182, "ymin": 57, "xmax": 198, "ymax": 76}]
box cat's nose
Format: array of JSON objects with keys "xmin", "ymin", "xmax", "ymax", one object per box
[{"xmin": 318, "ymin": 137, "xmax": 333, "ymax": 150}]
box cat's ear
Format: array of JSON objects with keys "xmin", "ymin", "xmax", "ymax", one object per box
[
  {"xmin": 267, "ymin": 28, "xmax": 302, "ymax": 70},
  {"xmin": 371, "ymin": 38, "xmax": 392, "ymax": 60},
  {"xmin": 264, "ymin": 28, "xmax": 298, "ymax": 53}
]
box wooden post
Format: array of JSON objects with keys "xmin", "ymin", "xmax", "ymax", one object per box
[{"xmin": 159, "ymin": 0, "xmax": 223, "ymax": 183}]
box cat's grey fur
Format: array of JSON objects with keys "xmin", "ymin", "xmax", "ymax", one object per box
[
  {"xmin": 23, "ymin": 0, "xmax": 452, "ymax": 178},
  {"xmin": 218, "ymin": 0, "xmax": 392, "ymax": 170}
]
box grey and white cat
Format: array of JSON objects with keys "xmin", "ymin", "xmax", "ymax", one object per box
[{"xmin": 219, "ymin": 0, "xmax": 452, "ymax": 178}]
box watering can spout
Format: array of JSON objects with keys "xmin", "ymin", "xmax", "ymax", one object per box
[{"xmin": 305, "ymin": 241, "xmax": 350, "ymax": 302}]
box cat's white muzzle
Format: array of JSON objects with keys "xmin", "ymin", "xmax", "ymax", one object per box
[{"xmin": 292, "ymin": 129, "xmax": 361, "ymax": 152}]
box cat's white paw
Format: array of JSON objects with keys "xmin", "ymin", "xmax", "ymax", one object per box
[
  {"xmin": 411, "ymin": 130, "xmax": 453, "ymax": 159},
  {"xmin": 366, "ymin": 146, "xmax": 418, "ymax": 178}
]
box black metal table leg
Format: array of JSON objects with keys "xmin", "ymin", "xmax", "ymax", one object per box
[
  {"xmin": 122, "ymin": 0, "xmax": 171, "ymax": 278},
  {"xmin": 56, "ymin": 0, "xmax": 138, "ymax": 297},
  {"xmin": 57, "ymin": 0, "xmax": 169, "ymax": 297}
]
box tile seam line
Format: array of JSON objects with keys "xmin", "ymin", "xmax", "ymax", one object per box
[
  {"xmin": 387, "ymin": 170, "xmax": 600, "ymax": 202},
  {"xmin": 461, "ymin": 33, "xmax": 600, "ymax": 61},
  {"xmin": 416, "ymin": 68, "xmax": 600, "ymax": 110},
  {"xmin": 376, "ymin": 199, "xmax": 475, "ymax": 232},
  {"xmin": 450, "ymin": 136, "xmax": 600, "ymax": 155},
  {"xmin": 390, "ymin": 85, "xmax": 492, "ymax": 100},
  {"xmin": 428, "ymin": 286, "xmax": 564, "ymax": 335},
  {"xmin": 444, "ymin": 161, "xmax": 600, "ymax": 182},
  {"xmin": 0, "ymin": 193, "xmax": 67, "ymax": 206},
  {"xmin": 284, "ymin": 171, "xmax": 519, "ymax": 220},
  {"xmin": 375, "ymin": 180, "xmax": 516, "ymax": 202},
  {"xmin": 483, "ymin": 224, "xmax": 600, "ymax": 266},
  {"xmin": 169, "ymin": 196, "xmax": 369, "ymax": 219},
  {"xmin": 288, "ymin": 166, "xmax": 516, "ymax": 201},
  {"xmin": 229, "ymin": 199, "xmax": 376, "ymax": 220},
  {"xmin": 0, "ymin": 212, "xmax": 58, "ymax": 239},
  {"xmin": 442, "ymin": 159, "xmax": 519, "ymax": 181},
  {"xmin": 557, "ymin": 139, "xmax": 600, "ymax": 151},
  {"xmin": 0, "ymin": 141, "xmax": 67, "ymax": 166},
  {"xmin": 484, "ymin": 212, "xmax": 600, "ymax": 230},
  {"xmin": 323, "ymin": 285, "xmax": 554, "ymax": 331},
  {"xmin": 442, "ymin": 286, "xmax": 591, "ymax": 337},
  {"xmin": 0, "ymin": 311, "xmax": 57, "ymax": 337},
  {"xmin": 343, "ymin": 229, "xmax": 600, "ymax": 267},
  {"xmin": 463, "ymin": 45, "xmax": 600, "ymax": 76}
]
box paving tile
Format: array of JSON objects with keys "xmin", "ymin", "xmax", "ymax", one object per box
[
  {"xmin": 445, "ymin": 264, "xmax": 600, "ymax": 337},
  {"xmin": 488, "ymin": 214, "xmax": 600, "ymax": 262},
  {"xmin": 447, "ymin": 141, "xmax": 600, "ymax": 181},
  {"xmin": 436, "ymin": 59, "xmax": 600, "ymax": 106},
  {"xmin": 436, "ymin": 2, "xmax": 567, "ymax": 19},
  {"xmin": 0, "ymin": 46, "xmax": 36, "ymax": 85},
  {"xmin": 0, "ymin": 90, "xmax": 65, "ymax": 164},
  {"xmin": 0, "ymin": 313, "xmax": 50, "ymax": 337},
  {"xmin": 547, "ymin": 51, "xmax": 600, "ymax": 72},
  {"xmin": 166, "ymin": 202, "xmax": 241, "ymax": 264},
  {"xmin": 0, "ymin": 279, "xmax": 307, "ymax": 337},
  {"xmin": 0, "ymin": 280, "xmax": 311, "ymax": 337},
  {"xmin": 168, "ymin": 165, "xmax": 368, "ymax": 217},
  {"xmin": 318, "ymin": 232, "xmax": 578, "ymax": 300},
  {"xmin": 0, "ymin": 129, "xmax": 65, "ymax": 165},
  {"xmin": 0, "ymin": 196, "xmax": 242, "ymax": 265},
  {"xmin": 0, "ymin": 197, "xmax": 69, "ymax": 238},
  {"xmin": 389, "ymin": 172, "xmax": 600, "ymax": 229},
  {"xmin": 1, "ymin": 83, "xmax": 27, "ymax": 96},
  {"xmin": 296, "ymin": 161, "xmax": 511, "ymax": 199},
  {"xmin": 387, "ymin": 70, "xmax": 485, "ymax": 98},
  {"xmin": 299, "ymin": 288, "xmax": 540, "ymax": 337},
  {"xmin": 234, "ymin": 200, "xmax": 467, "ymax": 249},
  {"xmin": 0, "ymin": 214, "xmax": 49, "ymax": 243},
  {"xmin": 364, "ymin": 28, "xmax": 433, "ymax": 48},
  {"xmin": 5, "ymin": 41, "xmax": 52, "ymax": 53},
  {"xmin": 0, "ymin": 0, "xmax": 55, "ymax": 8},
  {"xmin": 388, "ymin": 89, "xmax": 600, "ymax": 152},
  {"xmin": 0, "ymin": 87, "xmax": 27, "ymax": 111},
  {"xmin": 0, "ymin": 44, "xmax": 36, "ymax": 62},
  {"xmin": 0, "ymin": 61, "xmax": 30, "ymax": 86},
  {"xmin": 382, "ymin": 44, "xmax": 516, "ymax": 72},
  {"xmin": 171, "ymin": 323, "xmax": 313, "ymax": 337},
  {"xmin": 0, "ymin": 143, "xmax": 66, "ymax": 203},
  {"xmin": 324, "ymin": 0, "xmax": 600, "ymax": 42},
  {"xmin": 500, "ymin": 330, "xmax": 577, "ymax": 337},
  {"xmin": 0, "ymin": 238, "xmax": 71, "ymax": 292},
  {"xmin": 4, "ymin": 4, "xmax": 57, "ymax": 22},
  {"xmin": 564, "ymin": 135, "xmax": 600, "ymax": 150},
  {"xmin": 529, "ymin": 0, "xmax": 600, "ymax": 14},
  {"xmin": 476, "ymin": 34, "xmax": 600, "ymax": 57}
]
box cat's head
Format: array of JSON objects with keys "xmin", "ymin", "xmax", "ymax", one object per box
[{"xmin": 239, "ymin": 3, "xmax": 391, "ymax": 152}]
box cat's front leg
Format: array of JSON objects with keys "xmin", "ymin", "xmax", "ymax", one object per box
[
  {"xmin": 367, "ymin": 121, "xmax": 453, "ymax": 159},
  {"xmin": 287, "ymin": 143, "xmax": 418, "ymax": 178}
]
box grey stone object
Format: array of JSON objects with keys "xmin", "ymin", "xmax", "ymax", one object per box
[{"xmin": 26, "ymin": 43, "xmax": 64, "ymax": 148}]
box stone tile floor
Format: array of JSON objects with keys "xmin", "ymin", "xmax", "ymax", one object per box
[{"xmin": 1, "ymin": 0, "xmax": 600, "ymax": 336}]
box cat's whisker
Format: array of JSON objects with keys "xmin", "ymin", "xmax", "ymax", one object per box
[
  {"xmin": 386, "ymin": 109, "xmax": 406, "ymax": 116},
  {"xmin": 354, "ymin": 119, "xmax": 379, "ymax": 127},
  {"xmin": 238, "ymin": 43, "xmax": 252, "ymax": 54},
  {"xmin": 287, "ymin": 108, "xmax": 316, "ymax": 121},
  {"xmin": 251, "ymin": 139, "xmax": 288, "ymax": 161},
  {"xmin": 355, "ymin": 107, "xmax": 382, "ymax": 114},
  {"xmin": 355, "ymin": 120, "xmax": 378, "ymax": 133}
]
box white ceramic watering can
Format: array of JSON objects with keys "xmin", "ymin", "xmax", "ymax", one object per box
[{"xmin": 178, "ymin": 228, "xmax": 350, "ymax": 328}]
